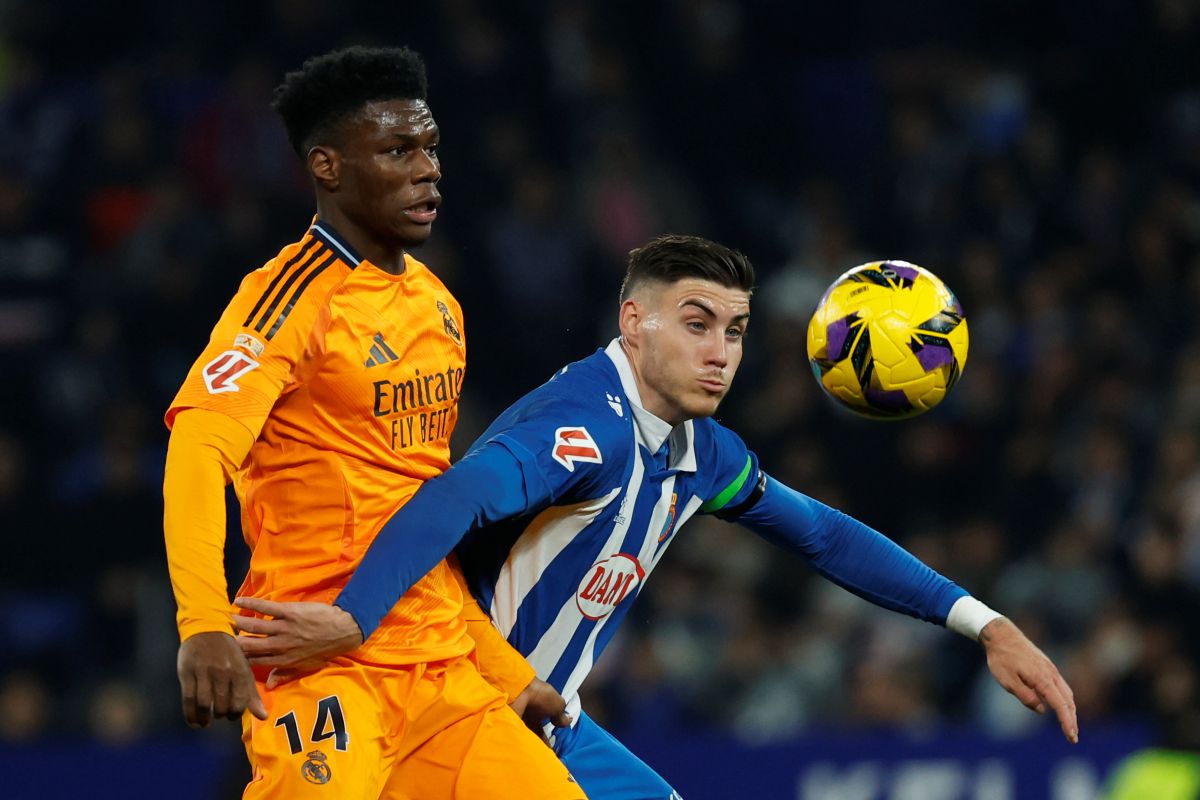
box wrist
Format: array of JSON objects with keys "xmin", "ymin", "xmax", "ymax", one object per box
[
  {"xmin": 178, "ymin": 619, "xmax": 235, "ymax": 643},
  {"xmin": 946, "ymin": 596, "xmax": 1003, "ymax": 641},
  {"xmin": 332, "ymin": 602, "xmax": 366, "ymax": 644}
]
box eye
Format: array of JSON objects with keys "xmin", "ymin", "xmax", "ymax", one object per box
[
  {"xmin": 687, "ymin": 320, "xmax": 707, "ymax": 332},
  {"xmin": 426, "ymin": 144, "xmax": 439, "ymax": 158},
  {"xmin": 726, "ymin": 327, "xmax": 745, "ymax": 340},
  {"xmin": 388, "ymin": 146, "xmax": 409, "ymax": 157}
]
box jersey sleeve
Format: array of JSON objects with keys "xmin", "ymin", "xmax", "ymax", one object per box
[
  {"xmin": 733, "ymin": 476, "xmax": 967, "ymax": 624},
  {"xmin": 165, "ymin": 250, "xmax": 336, "ymax": 437},
  {"xmin": 334, "ymin": 384, "xmax": 628, "ymax": 640},
  {"xmin": 480, "ymin": 390, "xmax": 629, "ymax": 508},
  {"xmin": 697, "ymin": 422, "xmax": 767, "ymax": 519},
  {"xmin": 163, "ymin": 408, "xmax": 256, "ymax": 641}
]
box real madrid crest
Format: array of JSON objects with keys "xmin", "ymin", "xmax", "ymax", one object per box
[
  {"xmin": 301, "ymin": 750, "xmax": 332, "ymax": 785},
  {"xmin": 437, "ymin": 299, "xmax": 463, "ymax": 346}
]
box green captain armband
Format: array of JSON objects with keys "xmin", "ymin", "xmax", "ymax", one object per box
[
  {"xmin": 701, "ymin": 455, "xmax": 752, "ymax": 513},
  {"xmin": 701, "ymin": 455, "xmax": 765, "ymax": 520}
]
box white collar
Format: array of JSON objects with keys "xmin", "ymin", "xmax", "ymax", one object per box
[{"xmin": 604, "ymin": 338, "xmax": 697, "ymax": 472}]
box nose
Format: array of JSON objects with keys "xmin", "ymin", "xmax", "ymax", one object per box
[
  {"xmin": 413, "ymin": 148, "xmax": 441, "ymax": 183},
  {"xmin": 706, "ymin": 336, "xmax": 728, "ymax": 369}
]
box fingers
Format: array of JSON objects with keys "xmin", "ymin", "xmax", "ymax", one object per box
[
  {"xmin": 1003, "ymin": 672, "xmax": 1042, "ymax": 713},
  {"xmin": 1019, "ymin": 667, "xmax": 1079, "ymax": 744},
  {"xmin": 983, "ymin": 622, "xmax": 1080, "ymax": 744},
  {"xmin": 550, "ymin": 710, "xmax": 573, "ymax": 728},
  {"xmin": 180, "ymin": 669, "xmax": 205, "ymax": 728},
  {"xmin": 232, "ymin": 614, "xmax": 285, "ymax": 636},
  {"xmin": 234, "ymin": 596, "xmax": 288, "ymax": 618},
  {"xmin": 212, "ymin": 671, "xmax": 233, "ymax": 719},
  {"xmin": 228, "ymin": 666, "xmax": 255, "ymax": 722},
  {"xmin": 244, "ymin": 653, "xmax": 297, "ymax": 668},
  {"xmin": 248, "ymin": 693, "xmax": 270, "ymax": 720},
  {"xmin": 247, "ymin": 684, "xmax": 269, "ymax": 720},
  {"xmin": 237, "ymin": 634, "xmax": 285, "ymax": 657},
  {"xmin": 192, "ymin": 669, "xmax": 214, "ymax": 728},
  {"xmin": 1044, "ymin": 670, "xmax": 1079, "ymax": 743},
  {"xmin": 178, "ymin": 633, "xmax": 264, "ymax": 727}
]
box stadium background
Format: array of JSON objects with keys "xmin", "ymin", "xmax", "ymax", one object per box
[{"xmin": 1, "ymin": 1, "xmax": 1198, "ymax": 797}]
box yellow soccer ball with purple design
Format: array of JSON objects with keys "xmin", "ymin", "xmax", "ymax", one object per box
[{"xmin": 806, "ymin": 260, "xmax": 968, "ymax": 419}]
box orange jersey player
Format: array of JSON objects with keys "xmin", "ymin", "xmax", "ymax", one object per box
[{"xmin": 162, "ymin": 46, "xmax": 584, "ymax": 800}]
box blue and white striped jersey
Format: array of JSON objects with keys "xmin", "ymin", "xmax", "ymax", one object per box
[
  {"xmin": 454, "ymin": 339, "xmax": 763, "ymax": 720},
  {"xmin": 337, "ymin": 341, "xmax": 968, "ymax": 727}
]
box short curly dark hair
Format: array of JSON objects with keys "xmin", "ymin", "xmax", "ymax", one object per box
[{"xmin": 272, "ymin": 46, "xmax": 428, "ymax": 156}]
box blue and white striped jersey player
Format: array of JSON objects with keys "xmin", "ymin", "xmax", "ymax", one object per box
[{"xmin": 237, "ymin": 235, "xmax": 1079, "ymax": 800}]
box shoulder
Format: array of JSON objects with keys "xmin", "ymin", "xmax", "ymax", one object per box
[
  {"xmin": 237, "ymin": 230, "xmax": 353, "ymax": 340},
  {"xmin": 691, "ymin": 416, "xmax": 760, "ymax": 504},
  {"xmin": 511, "ymin": 369, "xmax": 630, "ymax": 447},
  {"xmin": 479, "ymin": 353, "xmax": 633, "ymax": 474},
  {"xmin": 691, "ymin": 416, "xmax": 751, "ymax": 460}
]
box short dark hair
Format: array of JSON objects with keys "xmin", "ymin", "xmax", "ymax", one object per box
[
  {"xmin": 619, "ymin": 235, "xmax": 755, "ymax": 302},
  {"xmin": 272, "ymin": 46, "xmax": 428, "ymax": 156}
]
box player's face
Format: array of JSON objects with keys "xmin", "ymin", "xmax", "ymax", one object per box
[
  {"xmin": 332, "ymin": 99, "xmax": 442, "ymax": 248},
  {"xmin": 623, "ymin": 278, "xmax": 750, "ymax": 425}
]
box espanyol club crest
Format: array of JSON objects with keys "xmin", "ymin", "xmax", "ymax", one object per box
[
  {"xmin": 552, "ymin": 426, "xmax": 602, "ymax": 472},
  {"xmin": 576, "ymin": 553, "xmax": 644, "ymax": 620}
]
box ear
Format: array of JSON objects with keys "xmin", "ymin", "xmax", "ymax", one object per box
[
  {"xmin": 618, "ymin": 298, "xmax": 642, "ymax": 342},
  {"xmin": 308, "ymin": 145, "xmax": 340, "ymax": 191}
]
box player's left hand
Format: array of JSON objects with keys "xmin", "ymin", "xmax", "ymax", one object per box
[
  {"xmin": 232, "ymin": 596, "xmax": 363, "ymax": 686},
  {"xmin": 979, "ymin": 617, "xmax": 1078, "ymax": 744},
  {"xmin": 510, "ymin": 677, "xmax": 572, "ymax": 735}
]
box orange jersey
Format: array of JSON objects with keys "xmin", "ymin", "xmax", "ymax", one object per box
[{"xmin": 167, "ymin": 221, "xmax": 470, "ymax": 664}]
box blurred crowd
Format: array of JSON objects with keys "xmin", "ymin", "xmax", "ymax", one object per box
[{"xmin": 1, "ymin": 0, "xmax": 1199, "ymax": 758}]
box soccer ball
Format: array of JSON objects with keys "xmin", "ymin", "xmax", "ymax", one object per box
[{"xmin": 806, "ymin": 260, "xmax": 968, "ymax": 419}]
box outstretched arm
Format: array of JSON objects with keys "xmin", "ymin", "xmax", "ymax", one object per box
[
  {"xmin": 233, "ymin": 441, "xmax": 536, "ymax": 670},
  {"xmin": 334, "ymin": 442, "xmax": 531, "ymax": 638},
  {"xmin": 732, "ymin": 476, "xmax": 1077, "ymax": 742},
  {"xmin": 736, "ymin": 476, "xmax": 967, "ymax": 623}
]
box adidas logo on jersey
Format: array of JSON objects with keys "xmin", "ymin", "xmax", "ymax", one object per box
[{"xmin": 364, "ymin": 333, "xmax": 399, "ymax": 367}]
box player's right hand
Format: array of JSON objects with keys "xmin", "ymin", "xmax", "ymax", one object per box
[
  {"xmin": 511, "ymin": 677, "xmax": 573, "ymax": 734},
  {"xmin": 177, "ymin": 631, "xmax": 268, "ymax": 728}
]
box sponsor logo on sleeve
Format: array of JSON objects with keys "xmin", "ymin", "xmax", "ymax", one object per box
[
  {"xmin": 233, "ymin": 332, "xmax": 265, "ymax": 357},
  {"xmin": 202, "ymin": 350, "xmax": 260, "ymax": 394},
  {"xmin": 552, "ymin": 426, "xmax": 602, "ymax": 472}
]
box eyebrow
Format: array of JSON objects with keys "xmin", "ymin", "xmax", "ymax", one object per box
[
  {"xmin": 384, "ymin": 129, "xmax": 439, "ymax": 142},
  {"xmin": 681, "ymin": 299, "xmax": 750, "ymax": 324}
]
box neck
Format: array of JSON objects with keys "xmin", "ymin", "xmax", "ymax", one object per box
[{"xmin": 315, "ymin": 201, "xmax": 408, "ymax": 274}]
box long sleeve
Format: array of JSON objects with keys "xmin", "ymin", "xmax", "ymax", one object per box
[
  {"xmin": 163, "ymin": 407, "xmax": 255, "ymax": 641},
  {"xmin": 449, "ymin": 555, "xmax": 535, "ymax": 700},
  {"xmin": 736, "ymin": 476, "xmax": 967, "ymax": 624},
  {"xmin": 335, "ymin": 440, "xmax": 535, "ymax": 639}
]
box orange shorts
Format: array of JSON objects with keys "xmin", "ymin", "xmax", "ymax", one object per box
[{"xmin": 241, "ymin": 654, "xmax": 585, "ymax": 799}]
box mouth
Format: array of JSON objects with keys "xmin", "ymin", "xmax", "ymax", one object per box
[
  {"xmin": 402, "ymin": 196, "xmax": 441, "ymax": 225},
  {"xmin": 698, "ymin": 378, "xmax": 725, "ymax": 394}
]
